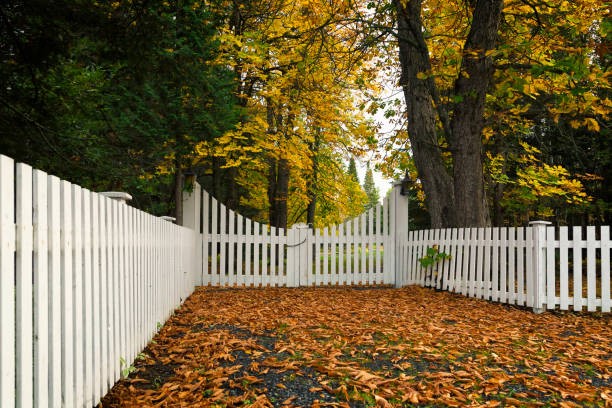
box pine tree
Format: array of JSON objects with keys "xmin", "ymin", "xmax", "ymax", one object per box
[
  {"xmin": 363, "ymin": 164, "xmax": 379, "ymax": 210},
  {"xmin": 348, "ymin": 157, "xmax": 359, "ymax": 183}
]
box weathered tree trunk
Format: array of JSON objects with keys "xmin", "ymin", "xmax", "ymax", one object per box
[
  {"xmin": 267, "ymin": 156, "xmax": 289, "ymax": 229},
  {"xmin": 394, "ymin": 0, "xmax": 501, "ymax": 227},
  {"xmin": 449, "ymin": 0, "xmax": 502, "ymax": 227},
  {"xmin": 306, "ymin": 130, "xmax": 321, "ymax": 228},
  {"xmin": 266, "ymin": 101, "xmax": 289, "ymax": 229},
  {"xmin": 394, "ymin": 0, "xmax": 455, "ymax": 228}
]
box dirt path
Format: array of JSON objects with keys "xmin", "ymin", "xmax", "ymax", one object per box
[{"xmin": 101, "ymin": 286, "xmax": 611, "ymax": 407}]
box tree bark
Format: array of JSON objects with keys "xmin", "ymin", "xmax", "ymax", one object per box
[
  {"xmin": 449, "ymin": 0, "xmax": 502, "ymax": 227},
  {"xmin": 394, "ymin": 0, "xmax": 455, "ymax": 228},
  {"xmin": 306, "ymin": 130, "xmax": 321, "ymax": 228},
  {"xmin": 266, "ymin": 100, "xmax": 289, "ymax": 229},
  {"xmin": 267, "ymin": 156, "xmax": 289, "ymax": 229},
  {"xmin": 394, "ymin": 0, "xmax": 502, "ymax": 227}
]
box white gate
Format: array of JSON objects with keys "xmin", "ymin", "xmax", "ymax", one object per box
[{"xmin": 196, "ymin": 186, "xmax": 409, "ymax": 287}]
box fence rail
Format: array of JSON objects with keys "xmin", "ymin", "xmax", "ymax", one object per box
[
  {"xmin": 0, "ymin": 155, "xmax": 199, "ymax": 408},
  {"xmin": 398, "ymin": 224, "xmax": 611, "ymax": 312}
]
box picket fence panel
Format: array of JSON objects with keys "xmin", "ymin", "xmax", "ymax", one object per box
[
  {"xmin": 1, "ymin": 154, "xmax": 610, "ymax": 408},
  {"xmin": 399, "ymin": 224, "xmax": 611, "ymax": 312},
  {"xmin": 200, "ymin": 191, "xmax": 393, "ymax": 287},
  {"xmin": 0, "ymin": 155, "xmax": 199, "ymax": 408}
]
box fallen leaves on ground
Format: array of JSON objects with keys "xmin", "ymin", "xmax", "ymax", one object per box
[{"xmin": 101, "ymin": 286, "xmax": 611, "ymax": 407}]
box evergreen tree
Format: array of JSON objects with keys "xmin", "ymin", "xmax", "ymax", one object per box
[
  {"xmin": 348, "ymin": 157, "xmax": 359, "ymax": 184},
  {"xmin": 363, "ymin": 164, "xmax": 379, "ymax": 210}
]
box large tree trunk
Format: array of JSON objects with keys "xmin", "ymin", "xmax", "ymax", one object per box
[
  {"xmin": 266, "ymin": 101, "xmax": 289, "ymax": 229},
  {"xmin": 306, "ymin": 130, "xmax": 321, "ymax": 228},
  {"xmin": 267, "ymin": 156, "xmax": 289, "ymax": 229},
  {"xmin": 394, "ymin": 0, "xmax": 501, "ymax": 227},
  {"xmin": 449, "ymin": 0, "xmax": 502, "ymax": 227},
  {"xmin": 394, "ymin": 0, "xmax": 455, "ymax": 228}
]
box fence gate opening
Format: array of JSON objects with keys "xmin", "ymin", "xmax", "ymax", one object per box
[{"xmin": 197, "ymin": 187, "xmax": 409, "ymax": 287}]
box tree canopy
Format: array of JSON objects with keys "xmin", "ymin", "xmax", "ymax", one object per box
[{"xmin": 0, "ymin": 0, "xmax": 609, "ymax": 227}]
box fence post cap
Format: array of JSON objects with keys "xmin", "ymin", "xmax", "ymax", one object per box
[
  {"xmin": 100, "ymin": 191, "xmax": 133, "ymax": 204},
  {"xmin": 529, "ymin": 220, "xmax": 552, "ymax": 226}
]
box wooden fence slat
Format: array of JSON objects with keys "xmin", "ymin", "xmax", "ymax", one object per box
[
  {"xmin": 270, "ymin": 227, "xmax": 277, "ymax": 286},
  {"xmin": 33, "ymin": 169, "xmax": 49, "ymax": 407},
  {"xmin": 237, "ymin": 214, "xmax": 244, "ymax": 286},
  {"xmin": 483, "ymin": 227, "xmax": 492, "ymax": 299},
  {"xmin": 47, "ymin": 175, "xmax": 63, "ymax": 407},
  {"xmin": 15, "ymin": 163, "xmax": 33, "ymax": 408},
  {"xmin": 360, "ymin": 213, "xmax": 366, "ymax": 284},
  {"xmin": 601, "ymin": 226, "xmax": 610, "ymax": 313},
  {"xmin": 546, "ymin": 226, "xmax": 556, "ymax": 310},
  {"xmin": 211, "ymin": 196, "xmax": 219, "ymax": 285},
  {"xmin": 72, "ymin": 184, "xmax": 85, "ymax": 407},
  {"xmin": 0, "ymin": 156, "xmax": 15, "ymax": 408},
  {"xmin": 375, "ymin": 203, "xmax": 382, "ymax": 281},
  {"xmin": 491, "ymin": 228, "xmax": 499, "ymax": 302},
  {"xmin": 559, "ymin": 227, "xmax": 569, "ymax": 310},
  {"xmin": 279, "ymin": 227, "xmax": 286, "ymax": 286},
  {"xmin": 516, "ymin": 227, "xmax": 533, "ymax": 306},
  {"xmin": 499, "ymin": 228, "xmax": 507, "ymax": 304},
  {"xmin": 573, "ymin": 226, "xmax": 583, "ymax": 311},
  {"xmin": 60, "ymin": 181, "xmax": 75, "ymax": 406},
  {"xmin": 586, "ymin": 226, "xmax": 597, "ymax": 311},
  {"xmin": 228, "ymin": 210, "xmax": 236, "ymax": 286},
  {"xmin": 100, "ymin": 197, "xmax": 110, "ymax": 396},
  {"xmin": 253, "ymin": 222, "xmax": 261, "ymax": 287},
  {"xmin": 245, "ymin": 218, "xmax": 252, "ymax": 287}
]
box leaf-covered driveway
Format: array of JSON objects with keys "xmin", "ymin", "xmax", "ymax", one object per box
[{"xmin": 102, "ymin": 286, "xmax": 611, "ymax": 407}]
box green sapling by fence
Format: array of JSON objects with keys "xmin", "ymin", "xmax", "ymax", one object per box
[{"xmin": 418, "ymin": 245, "xmax": 451, "ymax": 289}]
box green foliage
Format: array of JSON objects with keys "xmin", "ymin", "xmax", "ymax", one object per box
[
  {"xmin": 0, "ymin": 0, "xmax": 241, "ymax": 215},
  {"xmin": 348, "ymin": 158, "xmax": 359, "ymax": 183},
  {"xmin": 363, "ymin": 164, "xmax": 379, "ymax": 211},
  {"xmin": 120, "ymin": 357, "xmax": 137, "ymax": 379},
  {"xmin": 418, "ymin": 246, "xmax": 451, "ymax": 269}
]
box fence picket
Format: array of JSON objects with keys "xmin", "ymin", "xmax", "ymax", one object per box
[
  {"xmin": 518, "ymin": 227, "xmax": 527, "ymax": 306},
  {"xmin": 237, "ymin": 214, "xmax": 244, "ymax": 286},
  {"xmin": 602, "ymin": 227, "xmax": 610, "ymax": 312},
  {"xmin": 245, "ymin": 218, "xmax": 252, "ymax": 287},
  {"xmin": 60, "ymin": 181, "xmax": 75, "ymax": 406},
  {"xmin": 546, "ymin": 226, "xmax": 556, "ymax": 310},
  {"xmin": 499, "ymin": 228, "xmax": 507, "ymax": 304},
  {"xmin": 491, "ymin": 228, "xmax": 499, "ymax": 302},
  {"xmin": 573, "ymin": 226, "xmax": 583, "ymax": 311},
  {"xmin": 559, "ymin": 227, "xmax": 569, "ymax": 310},
  {"xmin": 15, "ymin": 164, "xmax": 33, "ymax": 408},
  {"xmin": 72, "ymin": 184, "xmax": 85, "ymax": 407},
  {"xmin": 33, "ymin": 170, "xmax": 49, "ymax": 407},
  {"xmin": 586, "ymin": 227, "xmax": 597, "ymax": 311},
  {"xmin": 253, "ymin": 222, "xmax": 262, "ymax": 287},
  {"xmin": 0, "ymin": 156, "xmax": 15, "ymax": 407},
  {"xmin": 483, "ymin": 228, "xmax": 492, "ymax": 299}
]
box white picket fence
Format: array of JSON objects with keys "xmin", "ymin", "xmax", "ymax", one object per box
[
  {"xmin": 398, "ymin": 223, "xmax": 611, "ymax": 312},
  {"xmin": 0, "ymin": 155, "xmax": 199, "ymax": 408},
  {"xmin": 1, "ymin": 153, "xmax": 610, "ymax": 408},
  {"xmin": 199, "ymin": 189, "xmax": 404, "ymax": 287}
]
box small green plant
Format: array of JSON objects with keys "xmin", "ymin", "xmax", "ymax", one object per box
[
  {"xmin": 120, "ymin": 357, "xmax": 137, "ymax": 378},
  {"xmin": 152, "ymin": 376, "xmax": 164, "ymax": 389},
  {"xmin": 418, "ymin": 245, "xmax": 451, "ymax": 268}
]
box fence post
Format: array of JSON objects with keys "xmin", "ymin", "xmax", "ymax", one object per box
[
  {"xmin": 530, "ymin": 220, "xmax": 551, "ymax": 313},
  {"xmin": 182, "ymin": 181, "xmax": 202, "ymax": 286},
  {"xmin": 392, "ymin": 181, "xmax": 409, "ymax": 288}
]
